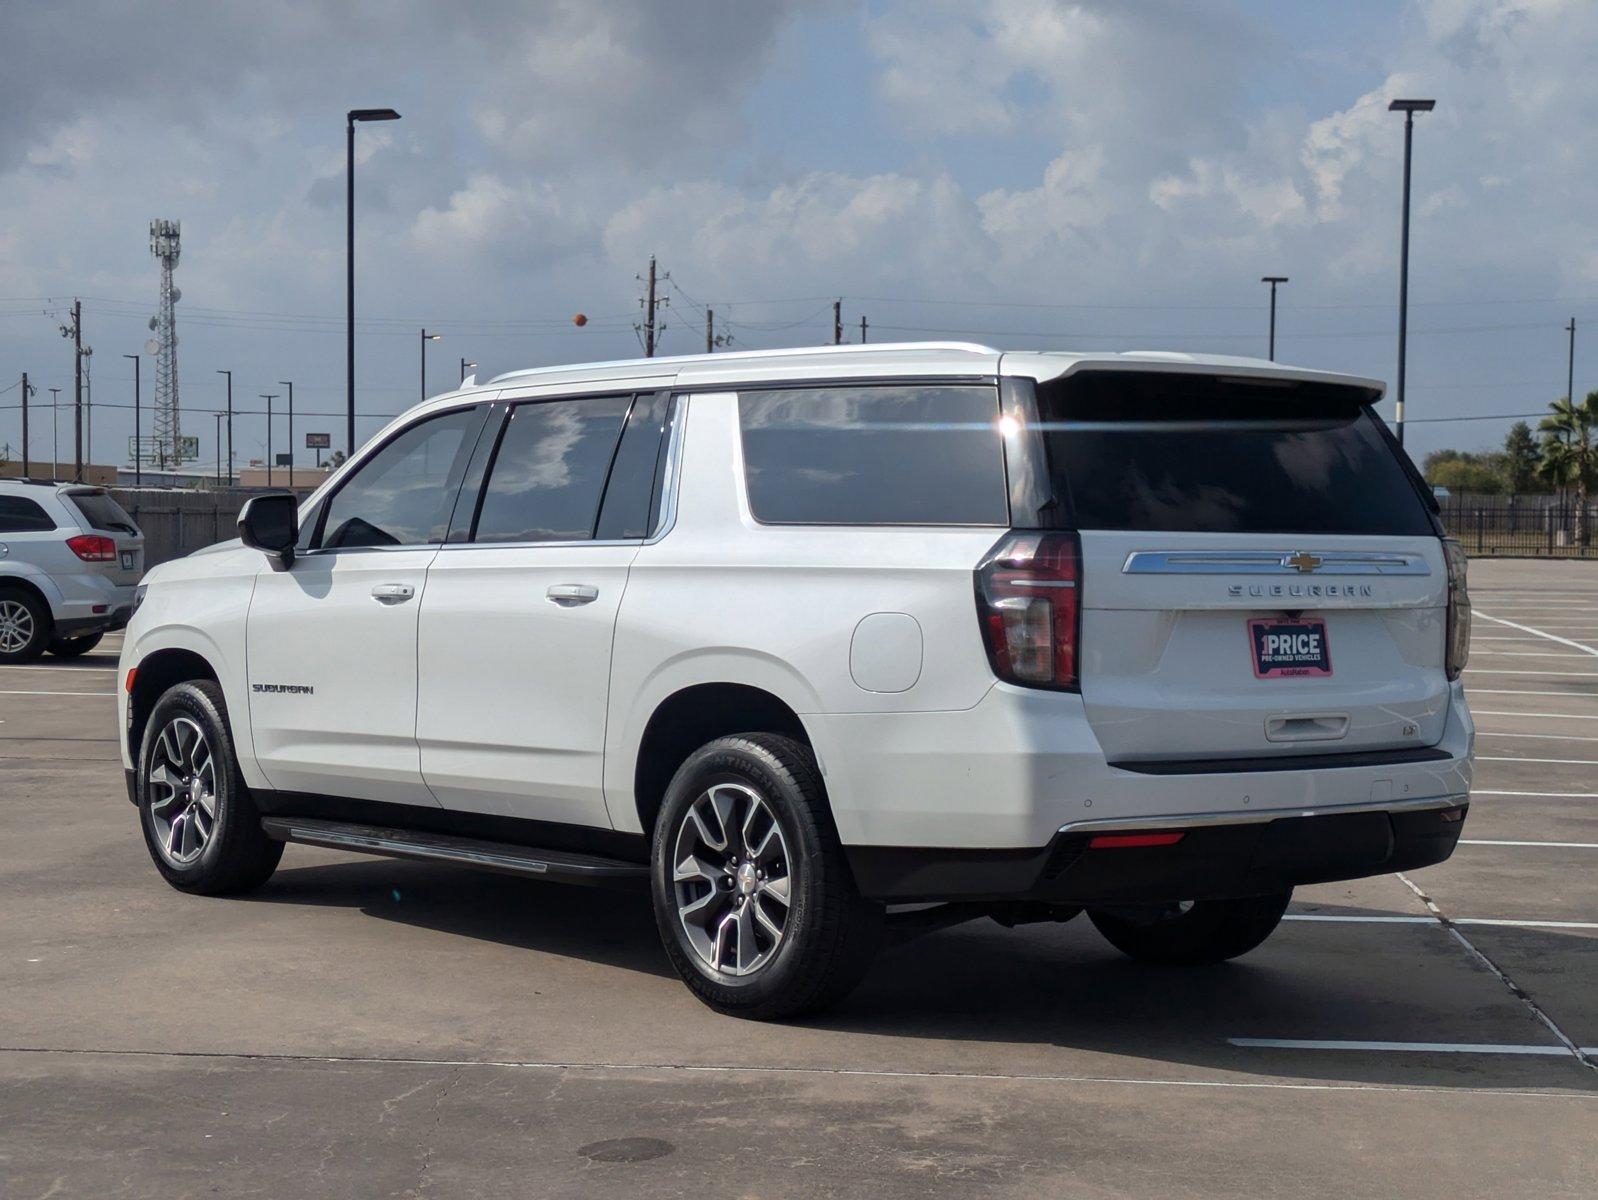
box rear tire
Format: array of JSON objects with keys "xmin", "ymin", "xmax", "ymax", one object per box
[
  {"xmin": 48, "ymin": 631, "xmax": 105, "ymax": 658},
  {"xmin": 651, "ymin": 733, "xmax": 882, "ymax": 1020},
  {"xmin": 0, "ymin": 587, "xmax": 51, "ymax": 664},
  {"xmin": 1089, "ymin": 892, "xmax": 1292, "ymax": 965},
  {"xmin": 136, "ymin": 680, "xmax": 283, "ymax": 895}
]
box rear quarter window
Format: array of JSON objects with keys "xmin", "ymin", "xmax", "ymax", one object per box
[
  {"xmin": 738, "ymin": 384, "xmax": 1008, "ymax": 526},
  {"xmin": 0, "ymin": 495, "xmax": 58, "ymax": 533},
  {"xmin": 1035, "ymin": 372, "xmax": 1436, "ymax": 536}
]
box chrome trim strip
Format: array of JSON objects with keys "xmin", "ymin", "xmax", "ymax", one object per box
[
  {"xmin": 1122, "ymin": 550, "xmax": 1431, "ymax": 576},
  {"xmin": 1056, "ymin": 793, "xmax": 1467, "ymax": 837}
]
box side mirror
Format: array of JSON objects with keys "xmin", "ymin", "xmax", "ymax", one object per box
[{"xmin": 238, "ymin": 493, "xmax": 299, "ymax": 568}]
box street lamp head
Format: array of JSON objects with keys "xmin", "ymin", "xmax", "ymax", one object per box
[
  {"xmin": 424, "ymin": 332, "xmax": 443, "ymax": 341},
  {"xmin": 1388, "ymin": 98, "xmax": 1436, "ymax": 113},
  {"xmin": 1261, "ymin": 276, "xmax": 1289, "ymax": 284},
  {"xmin": 349, "ymin": 108, "xmax": 402, "ymax": 122},
  {"xmin": 463, "ymin": 360, "xmax": 477, "ymax": 369}
]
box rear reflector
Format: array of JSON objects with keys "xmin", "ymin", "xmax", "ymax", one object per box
[
  {"xmin": 124, "ymin": 668, "xmax": 138, "ymax": 694},
  {"xmin": 1088, "ymin": 832, "xmax": 1187, "ymax": 849}
]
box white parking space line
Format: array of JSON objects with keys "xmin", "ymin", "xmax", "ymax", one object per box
[
  {"xmin": 1471, "ymin": 788, "xmax": 1598, "ymax": 798},
  {"xmin": 1283, "ymin": 915, "xmax": 1430, "ymax": 924},
  {"xmin": 1462, "ymin": 839, "xmax": 1598, "ymax": 849},
  {"xmin": 1473, "ymin": 611, "xmax": 1598, "ymax": 657},
  {"xmin": 1471, "ymin": 709, "xmax": 1598, "ymax": 720},
  {"xmin": 1284, "ymin": 914, "xmax": 1598, "ymax": 930},
  {"xmin": 0, "ymin": 690, "xmax": 114, "ymax": 697},
  {"xmin": 1469, "ymin": 688, "xmax": 1598, "ymax": 697},
  {"xmin": 1466, "ymin": 669, "xmax": 1598, "ymax": 677},
  {"xmin": 1457, "ymin": 918, "xmax": 1598, "ymax": 930},
  {"xmin": 1229, "ymin": 1038, "xmax": 1584, "ymax": 1056},
  {"xmin": 1471, "ymin": 651, "xmax": 1597, "ymax": 659},
  {"xmin": 1476, "ymin": 731, "xmax": 1598, "ymax": 743},
  {"xmin": 0, "ymin": 664, "xmax": 118, "ymax": 674},
  {"xmin": 1476, "ymin": 755, "xmax": 1598, "ymax": 765}
]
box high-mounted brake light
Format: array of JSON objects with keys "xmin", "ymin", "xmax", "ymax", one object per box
[
  {"xmin": 1443, "ymin": 538, "xmax": 1471, "ymax": 681},
  {"xmin": 66, "ymin": 534, "xmax": 117, "ymax": 562},
  {"xmin": 975, "ymin": 530, "xmax": 1081, "ymax": 691}
]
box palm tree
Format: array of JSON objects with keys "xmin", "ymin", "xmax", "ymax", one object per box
[{"xmin": 1538, "ymin": 390, "xmax": 1598, "ymax": 547}]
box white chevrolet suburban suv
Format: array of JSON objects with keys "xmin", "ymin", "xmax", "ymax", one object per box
[{"xmin": 117, "ymin": 343, "xmax": 1474, "ymax": 1018}]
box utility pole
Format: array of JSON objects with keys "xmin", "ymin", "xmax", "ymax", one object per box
[
  {"xmin": 59, "ymin": 299, "xmax": 84, "ymax": 480},
  {"xmin": 84, "ymin": 348, "xmax": 94, "ymax": 472},
  {"xmin": 217, "ymin": 370, "xmax": 233, "ymax": 485},
  {"xmin": 706, "ymin": 307, "xmax": 714, "ymax": 354},
  {"xmin": 860, "ymin": 315, "xmax": 868, "ymax": 344},
  {"xmin": 48, "ymin": 389, "xmax": 60, "ymax": 474},
  {"xmin": 280, "ymin": 380, "xmax": 295, "ymax": 480},
  {"xmin": 124, "ymin": 354, "xmax": 141, "ymax": 487},
  {"xmin": 642, "ymin": 256, "xmax": 660, "ymax": 356},
  {"xmin": 19, "ymin": 370, "xmax": 31, "ymax": 479},
  {"xmin": 261, "ymin": 394, "xmax": 278, "ymax": 488},
  {"xmin": 1261, "ymin": 276, "xmax": 1288, "ymax": 361},
  {"xmin": 1566, "ymin": 319, "xmax": 1578, "ymax": 409},
  {"xmin": 833, "ymin": 299, "xmax": 842, "ymax": 345},
  {"xmin": 1388, "ymin": 98, "xmax": 1434, "ymax": 447}
]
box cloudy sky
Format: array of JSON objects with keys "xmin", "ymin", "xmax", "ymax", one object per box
[{"xmin": 2, "ymin": 0, "xmax": 1595, "ymax": 472}]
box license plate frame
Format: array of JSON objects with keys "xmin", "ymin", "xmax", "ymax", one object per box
[
  {"xmin": 120, "ymin": 551, "xmax": 135, "ymax": 570},
  {"xmin": 1248, "ymin": 617, "xmax": 1332, "ymax": 678}
]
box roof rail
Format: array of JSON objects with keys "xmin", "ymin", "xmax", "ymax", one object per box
[{"xmin": 486, "ymin": 340, "xmax": 1000, "ymax": 387}]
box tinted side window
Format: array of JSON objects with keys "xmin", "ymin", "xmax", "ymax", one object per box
[
  {"xmin": 320, "ymin": 407, "xmax": 482, "ymax": 549},
  {"xmin": 595, "ymin": 393, "xmax": 673, "ymax": 540},
  {"xmin": 473, "ymin": 395, "xmax": 631, "ymax": 543},
  {"xmin": 1035, "ymin": 373, "xmax": 1436, "ymax": 536},
  {"xmin": 0, "ymin": 496, "xmax": 57, "ymax": 533},
  {"xmin": 739, "ymin": 384, "xmax": 1008, "ymax": 525}
]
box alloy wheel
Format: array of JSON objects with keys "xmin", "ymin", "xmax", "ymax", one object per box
[
  {"xmin": 0, "ymin": 599, "xmax": 35, "ymax": 654},
  {"xmin": 672, "ymin": 782, "xmax": 794, "ymax": 977},
  {"xmin": 146, "ymin": 716, "xmax": 218, "ymax": 865}
]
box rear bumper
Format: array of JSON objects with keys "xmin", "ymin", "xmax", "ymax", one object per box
[
  {"xmin": 54, "ymin": 604, "xmax": 132, "ymax": 637},
  {"xmin": 846, "ymin": 795, "xmax": 1468, "ymax": 903}
]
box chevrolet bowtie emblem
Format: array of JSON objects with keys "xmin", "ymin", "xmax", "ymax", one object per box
[{"xmin": 1284, "ymin": 552, "xmax": 1324, "ymax": 573}]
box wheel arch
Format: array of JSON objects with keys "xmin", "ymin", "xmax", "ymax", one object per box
[
  {"xmin": 631, "ymin": 682, "xmax": 817, "ymax": 839},
  {"xmin": 129, "ymin": 646, "xmax": 221, "ymax": 764}
]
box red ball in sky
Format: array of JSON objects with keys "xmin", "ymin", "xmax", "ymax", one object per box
[{"xmin": 573, "ymin": 313, "xmax": 588, "ymax": 327}]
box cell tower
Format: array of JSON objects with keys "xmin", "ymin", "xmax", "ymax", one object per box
[{"xmin": 149, "ymin": 219, "xmax": 182, "ymax": 468}]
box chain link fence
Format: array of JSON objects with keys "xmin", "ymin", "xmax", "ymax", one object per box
[{"xmin": 1437, "ymin": 492, "xmax": 1597, "ymax": 558}]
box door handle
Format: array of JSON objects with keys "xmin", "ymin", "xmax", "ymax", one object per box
[
  {"xmin": 371, "ymin": 583, "xmax": 416, "ymax": 604},
  {"xmin": 546, "ymin": 583, "xmax": 599, "ymax": 606}
]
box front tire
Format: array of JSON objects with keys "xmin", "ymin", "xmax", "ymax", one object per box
[
  {"xmin": 137, "ymin": 680, "xmax": 282, "ymax": 895},
  {"xmin": 0, "ymin": 588, "xmax": 51, "ymax": 664},
  {"xmin": 1089, "ymin": 892, "xmax": 1292, "ymax": 965},
  {"xmin": 48, "ymin": 630, "xmax": 105, "ymax": 658},
  {"xmin": 651, "ymin": 733, "xmax": 881, "ymax": 1020}
]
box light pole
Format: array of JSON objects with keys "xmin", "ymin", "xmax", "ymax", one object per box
[
  {"xmin": 279, "ymin": 380, "xmax": 294, "ymax": 481},
  {"xmin": 460, "ymin": 357, "xmax": 476, "ymax": 384},
  {"xmin": 216, "ymin": 369, "xmax": 233, "ymax": 485},
  {"xmin": 1389, "ymin": 98, "xmax": 1434, "ymax": 448},
  {"xmin": 1260, "ymin": 276, "xmax": 1288, "ymax": 361},
  {"xmin": 260, "ymin": 394, "xmax": 278, "ymax": 488},
  {"xmin": 123, "ymin": 353, "xmax": 141, "ymax": 486},
  {"xmin": 420, "ymin": 328, "xmax": 442, "ymax": 400},
  {"xmin": 215, "ymin": 412, "xmax": 224, "ymax": 484},
  {"xmin": 347, "ymin": 107, "xmax": 402, "ymax": 459},
  {"xmin": 48, "ymin": 388, "xmax": 60, "ymax": 476}
]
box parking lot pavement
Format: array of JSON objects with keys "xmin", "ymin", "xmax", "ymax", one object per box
[{"xmin": 4, "ymin": 574, "xmax": 1598, "ymax": 1198}]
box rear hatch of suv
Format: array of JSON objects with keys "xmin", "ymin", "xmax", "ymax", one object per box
[
  {"xmin": 1036, "ymin": 369, "xmax": 1450, "ymax": 767},
  {"xmin": 62, "ymin": 488, "xmax": 145, "ymax": 588}
]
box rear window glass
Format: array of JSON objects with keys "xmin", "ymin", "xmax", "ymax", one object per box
[
  {"xmin": 1035, "ymin": 373, "xmax": 1435, "ymax": 536},
  {"xmin": 66, "ymin": 491, "xmax": 138, "ymax": 535},
  {"xmin": 0, "ymin": 495, "xmax": 57, "ymax": 532},
  {"xmin": 739, "ymin": 385, "xmax": 1008, "ymax": 525}
]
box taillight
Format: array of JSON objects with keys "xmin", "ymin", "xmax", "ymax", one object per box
[
  {"xmin": 66, "ymin": 534, "xmax": 117, "ymax": 562},
  {"xmin": 1444, "ymin": 537, "xmax": 1471, "ymax": 681},
  {"xmin": 975, "ymin": 531, "xmax": 1081, "ymax": 690}
]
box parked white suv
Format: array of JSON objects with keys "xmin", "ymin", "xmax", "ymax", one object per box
[
  {"xmin": 1, "ymin": 480, "xmax": 144, "ymax": 662},
  {"xmin": 117, "ymin": 343, "xmax": 1474, "ymax": 1018}
]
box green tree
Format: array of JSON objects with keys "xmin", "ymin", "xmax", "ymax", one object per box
[
  {"xmin": 1538, "ymin": 390, "xmax": 1598, "ymax": 546},
  {"xmin": 1427, "ymin": 457, "xmax": 1507, "ymax": 494},
  {"xmin": 1502, "ymin": 421, "xmax": 1542, "ymax": 493}
]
